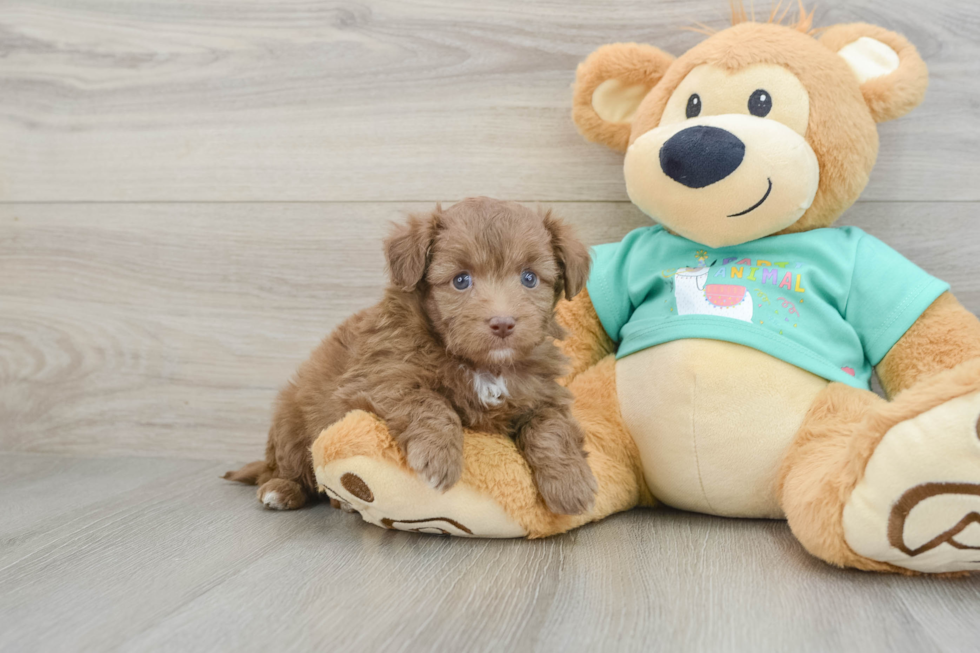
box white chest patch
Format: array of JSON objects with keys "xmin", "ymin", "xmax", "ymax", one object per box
[{"xmin": 471, "ymin": 370, "xmax": 509, "ymax": 407}]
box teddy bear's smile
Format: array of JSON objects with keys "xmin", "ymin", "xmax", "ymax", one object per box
[{"xmin": 728, "ymin": 177, "xmax": 772, "ymax": 217}]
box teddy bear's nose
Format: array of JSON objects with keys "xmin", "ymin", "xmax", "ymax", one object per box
[{"xmin": 659, "ymin": 125, "xmax": 746, "ymax": 188}]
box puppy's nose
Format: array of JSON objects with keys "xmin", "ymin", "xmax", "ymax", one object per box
[
  {"xmin": 659, "ymin": 125, "xmax": 745, "ymax": 188},
  {"xmin": 488, "ymin": 316, "xmax": 516, "ymax": 338}
]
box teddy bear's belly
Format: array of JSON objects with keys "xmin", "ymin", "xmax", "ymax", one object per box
[{"xmin": 616, "ymin": 339, "xmax": 829, "ymax": 518}]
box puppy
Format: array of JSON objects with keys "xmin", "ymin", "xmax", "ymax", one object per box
[{"xmin": 225, "ymin": 197, "xmax": 597, "ymax": 515}]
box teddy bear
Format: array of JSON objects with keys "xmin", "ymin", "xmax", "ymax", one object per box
[{"xmin": 311, "ymin": 11, "xmax": 980, "ymax": 574}]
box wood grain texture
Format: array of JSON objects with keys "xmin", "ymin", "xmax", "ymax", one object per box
[
  {"xmin": 0, "ymin": 453, "xmax": 978, "ymax": 653},
  {"xmin": 1, "ymin": 0, "xmax": 979, "ymax": 202},
  {"xmin": 2, "ymin": 201, "xmax": 978, "ymax": 460}
]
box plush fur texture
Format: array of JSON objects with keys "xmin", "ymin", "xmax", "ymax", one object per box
[
  {"xmin": 226, "ymin": 198, "xmax": 598, "ymax": 515},
  {"xmin": 572, "ymin": 43, "xmax": 675, "ymax": 153},
  {"xmin": 877, "ymin": 292, "xmax": 980, "ymax": 397},
  {"xmin": 819, "ymin": 23, "xmax": 930, "ymax": 124},
  {"xmin": 776, "ymin": 383, "xmax": 896, "ymax": 572},
  {"xmin": 778, "ymin": 358, "xmax": 980, "ymax": 574},
  {"xmin": 554, "ymin": 289, "xmax": 616, "ymax": 384}
]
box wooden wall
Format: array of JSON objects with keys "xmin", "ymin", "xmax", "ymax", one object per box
[{"xmin": 2, "ymin": 0, "xmax": 978, "ymax": 460}]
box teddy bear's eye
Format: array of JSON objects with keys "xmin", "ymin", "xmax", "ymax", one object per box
[
  {"xmin": 748, "ymin": 89, "xmax": 772, "ymax": 117},
  {"xmin": 685, "ymin": 93, "xmax": 702, "ymax": 118}
]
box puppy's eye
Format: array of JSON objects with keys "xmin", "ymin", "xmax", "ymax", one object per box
[
  {"xmin": 452, "ymin": 272, "xmax": 472, "ymax": 290},
  {"xmin": 686, "ymin": 93, "xmax": 701, "ymax": 118},
  {"xmin": 520, "ymin": 270, "xmax": 538, "ymax": 289},
  {"xmin": 748, "ymin": 89, "xmax": 772, "ymax": 117}
]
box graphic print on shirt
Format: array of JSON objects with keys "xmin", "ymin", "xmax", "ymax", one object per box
[
  {"xmin": 673, "ymin": 266, "xmax": 753, "ymax": 322},
  {"xmin": 589, "ymin": 227, "xmax": 951, "ymax": 389}
]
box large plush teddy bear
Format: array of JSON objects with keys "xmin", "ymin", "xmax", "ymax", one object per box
[{"xmin": 312, "ymin": 12, "xmax": 980, "ymax": 574}]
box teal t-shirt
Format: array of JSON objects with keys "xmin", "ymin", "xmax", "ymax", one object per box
[{"xmin": 587, "ymin": 225, "xmax": 949, "ymax": 389}]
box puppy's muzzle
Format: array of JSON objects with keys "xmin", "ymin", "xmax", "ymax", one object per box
[{"xmin": 489, "ymin": 316, "xmax": 516, "ymax": 338}]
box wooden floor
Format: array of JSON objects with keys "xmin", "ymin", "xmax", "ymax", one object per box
[
  {"xmin": 1, "ymin": 452, "xmax": 978, "ymax": 653},
  {"xmin": 3, "ymin": 0, "xmax": 980, "ymax": 651}
]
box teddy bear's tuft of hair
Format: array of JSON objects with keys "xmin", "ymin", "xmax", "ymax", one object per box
[{"xmin": 689, "ymin": 1, "xmax": 817, "ymax": 37}]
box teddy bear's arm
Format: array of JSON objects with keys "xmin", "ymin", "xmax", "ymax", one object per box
[
  {"xmin": 876, "ymin": 291, "xmax": 980, "ymax": 397},
  {"xmin": 555, "ymin": 288, "xmax": 616, "ymax": 384}
]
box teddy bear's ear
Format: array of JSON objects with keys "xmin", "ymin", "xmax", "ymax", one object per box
[
  {"xmin": 819, "ymin": 23, "xmax": 928, "ymax": 123},
  {"xmin": 573, "ymin": 43, "xmax": 675, "ymax": 152}
]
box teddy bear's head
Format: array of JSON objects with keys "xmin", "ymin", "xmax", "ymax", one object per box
[{"xmin": 573, "ymin": 14, "xmax": 928, "ymax": 248}]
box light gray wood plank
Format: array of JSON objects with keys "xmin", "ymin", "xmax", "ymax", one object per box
[
  {"xmin": 0, "ymin": 454, "xmax": 333, "ymax": 652},
  {"xmin": 0, "ymin": 453, "xmax": 977, "ymax": 653},
  {"xmin": 2, "ymin": 201, "xmax": 978, "ymax": 460},
  {"xmin": 1, "ymin": 0, "xmax": 978, "ymax": 202},
  {"xmin": 0, "ymin": 453, "xmax": 216, "ymax": 568}
]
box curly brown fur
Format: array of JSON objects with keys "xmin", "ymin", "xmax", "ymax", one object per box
[{"xmin": 225, "ymin": 197, "xmax": 596, "ymax": 514}]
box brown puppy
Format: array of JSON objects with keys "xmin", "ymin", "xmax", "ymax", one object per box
[{"xmin": 225, "ymin": 197, "xmax": 597, "ymax": 515}]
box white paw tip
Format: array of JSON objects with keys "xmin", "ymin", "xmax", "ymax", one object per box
[{"xmin": 262, "ymin": 491, "xmax": 285, "ymax": 510}]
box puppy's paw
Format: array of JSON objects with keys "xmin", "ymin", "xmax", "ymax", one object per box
[
  {"xmin": 257, "ymin": 478, "xmax": 307, "ymax": 510},
  {"xmin": 405, "ymin": 437, "xmax": 464, "ymax": 492},
  {"xmin": 534, "ymin": 455, "xmax": 598, "ymax": 516}
]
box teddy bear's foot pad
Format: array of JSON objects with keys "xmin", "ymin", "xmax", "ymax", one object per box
[
  {"xmin": 843, "ymin": 390, "xmax": 980, "ymax": 573},
  {"xmin": 315, "ymin": 455, "xmax": 527, "ymax": 538}
]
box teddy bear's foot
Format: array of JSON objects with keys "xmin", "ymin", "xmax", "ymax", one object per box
[
  {"xmin": 843, "ymin": 389, "xmax": 980, "ymax": 573},
  {"xmin": 311, "ymin": 410, "xmax": 528, "ymax": 538},
  {"xmin": 316, "ymin": 455, "xmax": 527, "ymax": 537}
]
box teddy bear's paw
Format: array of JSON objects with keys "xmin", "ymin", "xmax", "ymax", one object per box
[
  {"xmin": 315, "ymin": 455, "xmax": 527, "ymax": 538},
  {"xmin": 843, "ymin": 390, "xmax": 980, "ymax": 573}
]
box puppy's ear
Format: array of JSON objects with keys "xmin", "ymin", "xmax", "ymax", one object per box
[
  {"xmin": 541, "ymin": 210, "xmax": 591, "ymax": 300},
  {"xmin": 385, "ymin": 207, "xmax": 441, "ymax": 291}
]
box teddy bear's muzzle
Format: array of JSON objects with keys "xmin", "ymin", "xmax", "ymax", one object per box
[{"xmin": 624, "ymin": 113, "xmax": 819, "ymax": 248}]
